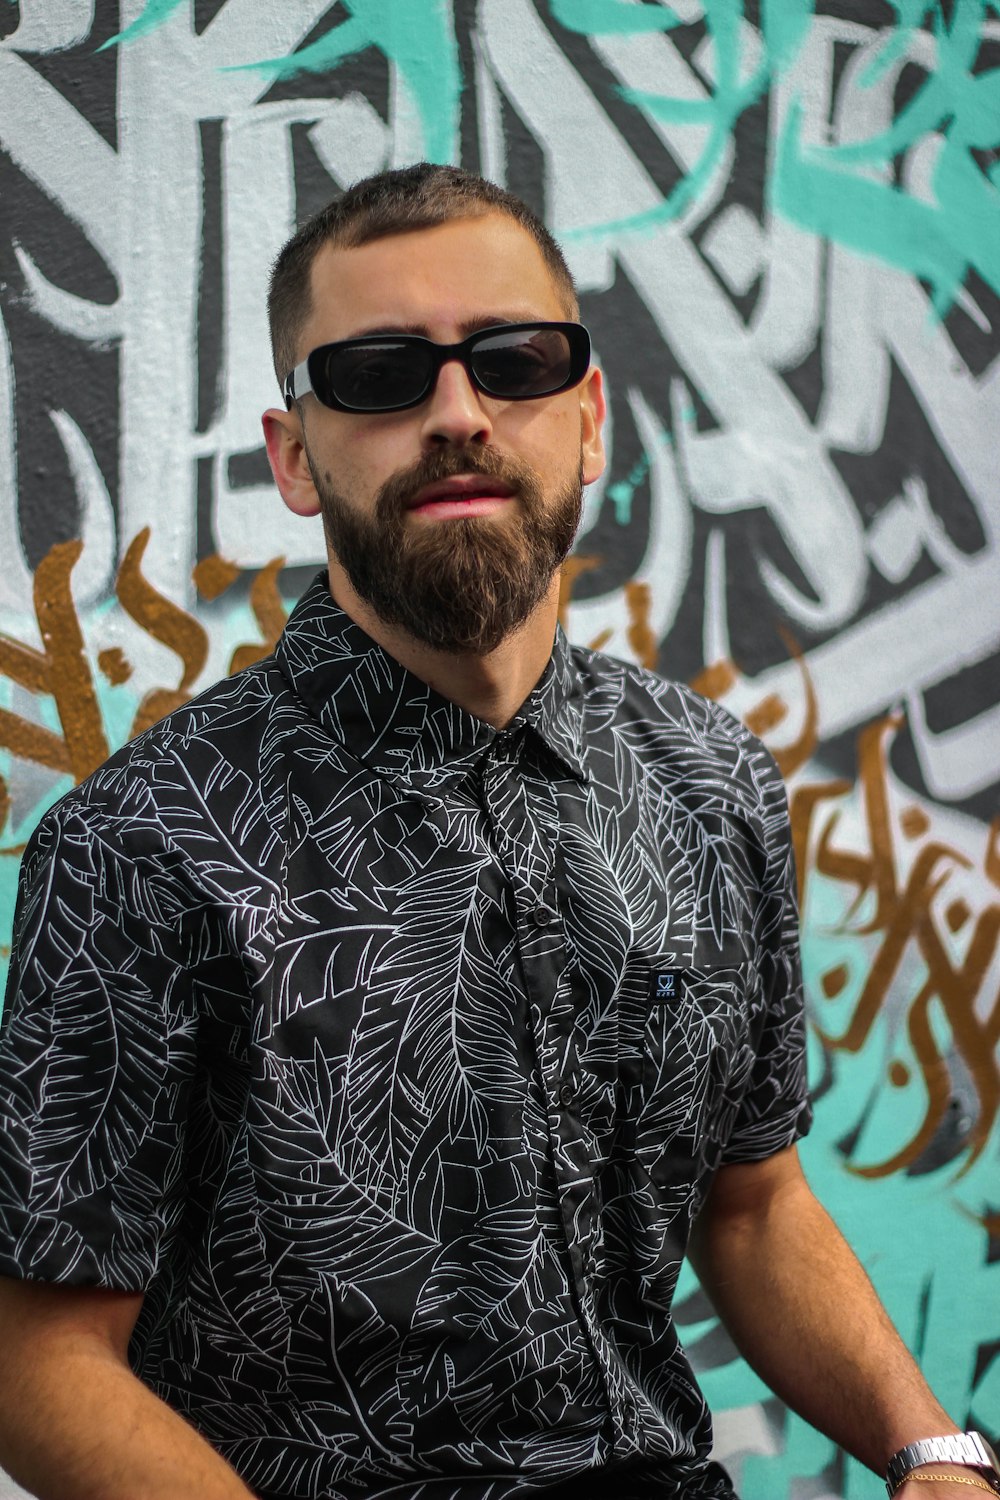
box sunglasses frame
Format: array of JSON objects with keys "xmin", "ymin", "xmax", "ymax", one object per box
[{"xmin": 283, "ymin": 321, "xmax": 591, "ymax": 413}]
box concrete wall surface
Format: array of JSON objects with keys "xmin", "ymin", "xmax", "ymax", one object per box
[{"xmin": 0, "ymin": 3, "xmax": 997, "ymax": 1498}]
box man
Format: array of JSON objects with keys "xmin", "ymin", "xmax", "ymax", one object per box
[{"xmin": 0, "ymin": 165, "xmax": 993, "ymax": 1500}]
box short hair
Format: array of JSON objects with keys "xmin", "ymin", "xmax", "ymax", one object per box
[{"xmin": 267, "ymin": 162, "xmax": 579, "ymax": 387}]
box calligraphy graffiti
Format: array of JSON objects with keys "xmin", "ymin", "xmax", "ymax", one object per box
[{"xmin": 1, "ymin": 2, "xmax": 998, "ymax": 1496}]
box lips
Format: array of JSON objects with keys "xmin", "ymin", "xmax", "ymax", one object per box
[{"xmin": 406, "ymin": 474, "xmax": 516, "ymax": 511}]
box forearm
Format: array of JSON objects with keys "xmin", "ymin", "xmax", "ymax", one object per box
[
  {"xmin": 689, "ymin": 1148, "xmax": 959, "ymax": 1478},
  {"xmin": 0, "ymin": 1340, "xmax": 256, "ymax": 1500}
]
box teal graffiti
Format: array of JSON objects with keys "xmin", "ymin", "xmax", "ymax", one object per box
[
  {"xmin": 606, "ymin": 454, "xmax": 650, "ymax": 526},
  {"xmin": 773, "ymin": 0, "xmax": 1000, "ymax": 318},
  {"xmin": 858, "ymin": 0, "xmax": 938, "ymax": 86},
  {"xmin": 226, "ymin": 0, "xmax": 461, "ymax": 166},
  {"xmin": 559, "ymin": 0, "xmax": 997, "ymax": 320},
  {"xmin": 561, "ymin": 0, "xmax": 814, "ymax": 239},
  {"xmin": 99, "ymin": 0, "xmax": 185, "ymax": 51},
  {"xmin": 97, "ymin": 0, "xmax": 461, "ymax": 165},
  {"xmin": 549, "ymin": 0, "xmax": 684, "ymax": 35},
  {"xmin": 677, "ymin": 880, "xmax": 999, "ymax": 1498}
]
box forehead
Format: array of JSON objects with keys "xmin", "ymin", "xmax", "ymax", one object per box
[{"xmin": 301, "ymin": 212, "xmax": 571, "ymax": 351}]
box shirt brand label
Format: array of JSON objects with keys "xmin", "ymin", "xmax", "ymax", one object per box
[{"xmin": 651, "ymin": 968, "xmax": 684, "ymax": 1004}]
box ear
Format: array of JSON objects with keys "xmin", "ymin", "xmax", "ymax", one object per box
[
  {"xmin": 262, "ymin": 406, "xmax": 322, "ymax": 518},
  {"xmin": 579, "ymin": 364, "xmax": 607, "ymax": 487}
]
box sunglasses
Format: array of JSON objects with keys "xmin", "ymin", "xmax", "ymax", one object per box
[{"xmin": 283, "ymin": 321, "xmax": 591, "ymax": 414}]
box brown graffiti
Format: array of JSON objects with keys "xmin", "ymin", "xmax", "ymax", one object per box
[
  {"xmin": 690, "ymin": 660, "xmax": 738, "ymax": 698},
  {"xmin": 804, "ymin": 712, "xmax": 1000, "ymax": 1176},
  {"xmin": 0, "ymin": 534, "xmax": 287, "ymax": 792},
  {"xmin": 192, "ymin": 554, "xmax": 242, "ymax": 601},
  {"xmin": 767, "ymin": 631, "xmax": 819, "ymax": 780},
  {"xmin": 624, "ymin": 581, "xmax": 657, "ymax": 671},
  {"xmin": 0, "ymin": 540, "xmax": 110, "ymax": 783},
  {"xmin": 556, "ymin": 554, "xmax": 601, "ymax": 628},
  {"xmin": 987, "ymin": 816, "xmax": 1000, "ymax": 891},
  {"xmin": 557, "ymin": 557, "xmax": 664, "ymax": 656},
  {"xmin": 194, "ymin": 551, "xmax": 290, "ymax": 672},
  {"xmin": 228, "ymin": 556, "xmax": 289, "ymax": 674},
  {"xmin": 117, "ymin": 528, "xmax": 211, "ymax": 736},
  {"xmin": 692, "ymin": 650, "xmax": 999, "ymax": 1179}
]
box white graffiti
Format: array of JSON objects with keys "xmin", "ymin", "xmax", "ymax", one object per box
[
  {"xmin": 2, "ymin": 2, "xmax": 997, "ymax": 797},
  {"xmin": 1, "ymin": 8, "xmax": 998, "ymax": 1500}
]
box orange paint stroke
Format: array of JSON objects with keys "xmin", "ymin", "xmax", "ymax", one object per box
[
  {"xmin": 987, "ymin": 816, "xmax": 1000, "ymax": 890},
  {"xmin": 850, "ymin": 901, "xmax": 1000, "ymax": 1177},
  {"xmin": 814, "ymin": 840, "xmax": 969, "ymax": 1055},
  {"xmin": 744, "ymin": 693, "xmax": 788, "ymax": 737},
  {"xmin": 624, "ymin": 580, "xmax": 658, "ymax": 671},
  {"xmin": 193, "ymin": 553, "xmax": 241, "ymax": 602},
  {"xmin": 558, "ymin": 554, "xmax": 601, "ymax": 629},
  {"xmin": 788, "ymin": 778, "xmax": 851, "ymax": 914},
  {"xmin": 758, "ymin": 630, "xmax": 819, "ymax": 779},
  {"xmin": 848, "ymin": 971, "xmax": 952, "ymax": 1179},
  {"xmin": 814, "ymin": 715, "xmax": 904, "ymax": 932},
  {"xmin": 900, "ymin": 805, "xmax": 931, "ymax": 840},
  {"xmin": 690, "ymin": 660, "xmax": 738, "ymax": 699},
  {"xmin": 98, "ymin": 647, "xmax": 132, "ymax": 685},
  {"xmin": 0, "ymin": 540, "xmax": 109, "ymax": 783},
  {"xmin": 229, "ymin": 557, "xmax": 288, "ymax": 675},
  {"xmin": 117, "ymin": 529, "xmax": 210, "ymax": 737},
  {"xmin": 855, "ymin": 714, "xmax": 905, "ymax": 933}
]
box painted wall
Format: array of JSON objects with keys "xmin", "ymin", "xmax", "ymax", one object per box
[{"xmin": 0, "ymin": 3, "xmax": 997, "ymax": 1497}]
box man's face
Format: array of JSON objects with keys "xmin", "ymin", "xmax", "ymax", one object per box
[{"xmin": 276, "ymin": 212, "xmax": 605, "ymax": 654}]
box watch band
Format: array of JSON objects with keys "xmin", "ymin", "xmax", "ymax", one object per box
[{"xmin": 886, "ymin": 1433, "xmax": 1000, "ymax": 1496}]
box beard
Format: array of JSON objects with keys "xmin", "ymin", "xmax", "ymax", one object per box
[{"xmin": 311, "ymin": 444, "xmax": 583, "ymax": 655}]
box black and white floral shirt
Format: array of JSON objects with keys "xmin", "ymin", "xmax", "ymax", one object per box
[{"xmin": 0, "ymin": 573, "xmax": 811, "ymax": 1500}]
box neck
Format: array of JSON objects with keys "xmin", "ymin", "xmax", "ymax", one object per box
[{"xmin": 326, "ymin": 562, "xmax": 560, "ymax": 730}]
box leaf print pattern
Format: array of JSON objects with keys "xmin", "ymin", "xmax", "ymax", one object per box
[{"xmin": 0, "ymin": 572, "xmax": 811, "ymax": 1500}]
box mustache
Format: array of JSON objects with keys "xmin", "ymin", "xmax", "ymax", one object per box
[{"xmin": 377, "ymin": 445, "xmax": 533, "ymax": 515}]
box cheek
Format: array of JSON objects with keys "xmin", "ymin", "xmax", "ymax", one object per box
[
  {"xmin": 319, "ymin": 431, "xmax": 404, "ymax": 503},
  {"xmin": 507, "ymin": 406, "xmax": 583, "ymax": 475}
]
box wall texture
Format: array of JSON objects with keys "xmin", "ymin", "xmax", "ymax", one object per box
[{"xmin": 0, "ymin": 3, "xmax": 997, "ymax": 1497}]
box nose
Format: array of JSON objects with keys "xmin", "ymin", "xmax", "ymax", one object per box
[{"xmin": 418, "ymin": 358, "xmax": 493, "ymax": 449}]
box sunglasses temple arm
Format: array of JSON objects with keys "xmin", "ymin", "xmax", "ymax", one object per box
[{"xmin": 283, "ymin": 357, "xmax": 313, "ymax": 409}]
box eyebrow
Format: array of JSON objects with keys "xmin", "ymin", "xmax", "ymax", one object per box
[{"xmin": 341, "ymin": 313, "xmax": 553, "ymax": 341}]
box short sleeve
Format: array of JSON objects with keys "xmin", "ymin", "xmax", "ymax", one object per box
[
  {"xmin": 717, "ymin": 720, "xmax": 813, "ymax": 1163},
  {"xmin": 0, "ymin": 799, "xmax": 198, "ymax": 1289}
]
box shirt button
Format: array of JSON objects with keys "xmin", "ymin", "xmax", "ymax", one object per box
[
  {"xmin": 531, "ymin": 903, "xmax": 556, "ymax": 927},
  {"xmin": 558, "ymin": 1081, "xmax": 576, "ymax": 1108}
]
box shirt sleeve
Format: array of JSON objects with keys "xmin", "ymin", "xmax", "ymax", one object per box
[
  {"xmin": 716, "ymin": 718, "xmax": 813, "ymax": 1164},
  {"xmin": 0, "ymin": 797, "xmax": 198, "ymax": 1289}
]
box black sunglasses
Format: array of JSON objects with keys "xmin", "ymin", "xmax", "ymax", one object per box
[{"xmin": 283, "ymin": 321, "xmax": 591, "ymax": 413}]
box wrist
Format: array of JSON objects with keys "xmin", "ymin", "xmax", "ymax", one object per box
[{"xmin": 886, "ymin": 1434, "xmax": 1000, "ymax": 1497}]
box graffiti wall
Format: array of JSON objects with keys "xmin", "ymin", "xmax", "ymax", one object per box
[{"xmin": 1, "ymin": 2, "xmax": 997, "ymax": 1496}]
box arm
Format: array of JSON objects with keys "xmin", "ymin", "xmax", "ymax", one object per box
[
  {"xmin": 688, "ymin": 1145, "xmax": 978, "ymax": 1499},
  {"xmin": 0, "ymin": 1277, "xmax": 256, "ymax": 1500}
]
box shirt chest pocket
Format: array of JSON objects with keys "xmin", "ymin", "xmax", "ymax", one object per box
[{"xmin": 633, "ymin": 960, "xmax": 757, "ymax": 1191}]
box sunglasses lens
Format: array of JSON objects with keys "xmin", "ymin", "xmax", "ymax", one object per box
[
  {"xmin": 306, "ymin": 324, "xmax": 588, "ymax": 411},
  {"xmin": 471, "ymin": 327, "xmax": 575, "ymax": 398},
  {"xmin": 318, "ymin": 341, "xmax": 432, "ymax": 411}
]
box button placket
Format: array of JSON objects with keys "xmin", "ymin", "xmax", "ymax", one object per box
[{"xmin": 479, "ymin": 735, "xmax": 601, "ymax": 1317}]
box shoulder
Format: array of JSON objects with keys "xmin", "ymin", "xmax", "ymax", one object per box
[
  {"xmin": 21, "ymin": 656, "xmax": 295, "ymax": 868},
  {"xmin": 567, "ymin": 642, "xmax": 793, "ymax": 877},
  {"xmin": 570, "ymin": 642, "xmax": 784, "ymax": 792}
]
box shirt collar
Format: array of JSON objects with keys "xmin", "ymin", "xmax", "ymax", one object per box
[{"xmin": 275, "ymin": 572, "xmax": 588, "ymax": 783}]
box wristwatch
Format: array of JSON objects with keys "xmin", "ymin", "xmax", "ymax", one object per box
[{"xmin": 886, "ymin": 1432, "xmax": 1000, "ymax": 1495}]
